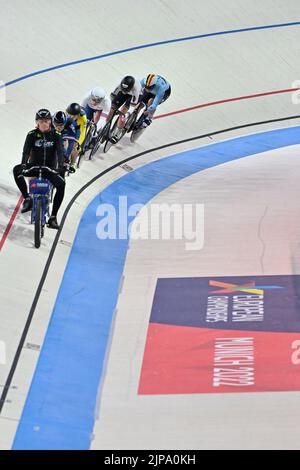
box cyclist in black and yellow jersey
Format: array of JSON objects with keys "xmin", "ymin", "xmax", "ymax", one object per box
[{"xmin": 65, "ymin": 103, "xmax": 87, "ymax": 172}]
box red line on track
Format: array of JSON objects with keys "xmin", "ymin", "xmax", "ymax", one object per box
[
  {"xmin": 155, "ymin": 87, "xmax": 300, "ymax": 119},
  {"xmin": 0, "ymin": 196, "xmax": 23, "ymax": 252}
]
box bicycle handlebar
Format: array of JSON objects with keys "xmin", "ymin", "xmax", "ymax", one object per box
[
  {"xmin": 62, "ymin": 136, "xmax": 80, "ymax": 143},
  {"xmin": 22, "ymin": 165, "xmax": 59, "ymax": 175}
]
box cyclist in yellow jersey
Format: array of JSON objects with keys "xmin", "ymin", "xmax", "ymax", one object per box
[{"xmin": 65, "ymin": 103, "xmax": 87, "ymax": 172}]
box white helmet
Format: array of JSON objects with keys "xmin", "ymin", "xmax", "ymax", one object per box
[{"xmin": 90, "ymin": 87, "xmax": 105, "ymax": 103}]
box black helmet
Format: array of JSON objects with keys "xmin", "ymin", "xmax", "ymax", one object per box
[
  {"xmin": 66, "ymin": 103, "xmax": 81, "ymax": 116},
  {"xmin": 120, "ymin": 76, "xmax": 135, "ymax": 92},
  {"xmin": 53, "ymin": 111, "xmax": 67, "ymax": 126},
  {"xmin": 35, "ymin": 108, "xmax": 51, "ymax": 120}
]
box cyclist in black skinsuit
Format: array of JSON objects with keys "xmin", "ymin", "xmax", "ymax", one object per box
[{"xmin": 13, "ymin": 109, "xmax": 65, "ymax": 230}]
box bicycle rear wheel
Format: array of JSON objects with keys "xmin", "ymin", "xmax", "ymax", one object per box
[
  {"xmin": 103, "ymin": 137, "xmax": 114, "ymax": 153},
  {"xmin": 34, "ymin": 198, "xmax": 42, "ymax": 249}
]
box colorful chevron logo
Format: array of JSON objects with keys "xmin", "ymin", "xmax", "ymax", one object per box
[{"xmin": 209, "ymin": 280, "xmax": 282, "ymax": 295}]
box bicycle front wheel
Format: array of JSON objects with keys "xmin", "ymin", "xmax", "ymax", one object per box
[
  {"xmin": 89, "ymin": 130, "xmax": 104, "ymax": 159},
  {"xmin": 125, "ymin": 112, "xmax": 137, "ymax": 133},
  {"xmin": 77, "ymin": 151, "xmax": 84, "ymax": 169},
  {"xmin": 130, "ymin": 127, "xmax": 145, "ymax": 143},
  {"xmin": 103, "ymin": 118, "xmax": 119, "ymax": 153},
  {"xmin": 103, "ymin": 138, "xmax": 114, "ymax": 153},
  {"xmin": 34, "ymin": 198, "xmax": 42, "ymax": 249}
]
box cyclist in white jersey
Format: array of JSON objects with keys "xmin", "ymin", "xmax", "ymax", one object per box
[{"xmin": 81, "ymin": 87, "xmax": 111, "ymax": 132}]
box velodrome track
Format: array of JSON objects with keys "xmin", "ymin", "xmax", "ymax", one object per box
[{"xmin": 1, "ymin": 0, "xmax": 300, "ymax": 450}]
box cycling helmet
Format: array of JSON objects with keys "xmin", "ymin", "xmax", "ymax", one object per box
[
  {"xmin": 35, "ymin": 108, "xmax": 51, "ymax": 120},
  {"xmin": 91, "ymin": 87, "xmax": 105, "ymax": 102},
  {"xmin": 66, "ymin": 102, "xmax": 81, "ymax": 116},
  {"xmin": 120, "ymin": 76, "xmax": 135, "ymax": 92},
  {"xmin": 53, "ymin": 111, "xmax": 67, "ymax": 126},
  {"xmin": 145, "ymin": 73, "xmax": 158, "ymax": 88}
]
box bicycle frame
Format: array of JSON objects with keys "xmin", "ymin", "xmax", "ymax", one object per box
[
  {"xmin": 27, "ymin": 166, "xmax": 53, "ymax": 226},
  {"xmin": 129, "ymin": 102, "xmax": 148, "ymax": 142},
  {"xmin": 126, "ymin": 102, "xmax": 147, "ymax": 132},
  {"xmin": 29, "ymin": 178, "xmax": 52, "ymax": 226},
  {"xmin": 82, "ymin": 119, "xmax": 97, "ymax": 154},
  {"xmin": 102, "ymin": 110, "xmax": 125, "ymax": 153}
]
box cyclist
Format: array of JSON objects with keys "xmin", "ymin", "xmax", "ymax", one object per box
[
  {"xmin": 65, "ymin": 102, "xmax": 87, "ymax": 172},
  {"xmin": 13, "ymin": 109, "xmax": 65, "ymax": 229},
  {"xmin": 81, "ymin": 86, "xmax": 111, "ymax": 135},
  {"xmin": 138, "ymin": 73, "xmax": 171, "ymax": 128},
  {"xmin": 53, "ymin": 111, "xmax": 79, "ymax": 174},
  {"xmin": 107, "ymin": 76, "xmax": 142, "ymax": 143}
]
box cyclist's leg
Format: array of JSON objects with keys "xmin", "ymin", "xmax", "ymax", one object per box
[
  {"xmin": 144, "ymin": 98, "xmax": 155, "ymax": 125},
  {"xmin": 69, "ymin": 128, "xmax": 81, "ymax": 170},
  {"xmin": 64, "ymin": 139, "xmax": 74, "ymax": 170},
  {"xmin": 109, "ymin": 102, "xmax": 131, "ymax": 143},
  {"xmin": 43, "ymin": 169, "xmax": 66, "ymax": 217},
  {"xmin": 107, "ymin": 91, "xmax": 122, "ymax": 122},
  {"xmin": 106, "ymin": 105, "xmax": 116, "ymax": 123},
  {"xmin": 160, "ymin": 85, "xmax": 171, "ymax": 104},
  {"xmin": 123, "ymin": 102, "xmax": 139, "ymax": 131},
  {"xmin": 93, "ymin": 110, "xmax": 107, "ymax": 136},
  {"xmin": 63, "ymin": 138, "xmax": 69, "ymax": 155},
  {"xmin": 106, "ymin": 93, "xmax": 126, "ymax": 143},
  {"xmin": 139, "ymin": 87, "xmax": 171, "ymax": 128},
  {"xmin": 13, "ymin": 164, "xmax": 37, "ymax": 212},
  {"xmin": 109, "ymin": 92, "xmax": 127, "ymax": 125},
  {"xmin": 117, "ymin": 96, "xmax": 132, "ymax": 129},
  {"xmin": 93, "ymin": 110, "xmax": 101, "ymax": 126},
  {"xmin": 13, "ymin": 164, "xmax": 30, "ymax": 198},
  {"xmin": 70, "ymin": 146, "xmax": 78, "ymax": 171},
  {"xmin": 147, "ymin": 86, "xmax": 171, "ymax": 120}
]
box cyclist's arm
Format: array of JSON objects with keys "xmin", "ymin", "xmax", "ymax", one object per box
[
  {"xmin": 110, "ymin": 85, "xmax": 121, "ymax": 103},
  {"xmin": 78, "ymin": 115, "xmax": 87, "ymax": 146},
  {"xmin": 55, "ymin": 131, "xmax": 64, "ymax": 170},
  {"xmin": 21, "ymin": 131, "xmax": 34, "ymax": 164},
  {"xmin": 81, "ymin": 92, "xmax": 90, "ymax": 109},
  {"xmin": 98, "ymin": 97, "xmax": 111, "ymax": 127},
  {"xmin": 148, "ymin": 86, "xmax": 166, "ymax": 113},
  {"xmin": 130, "ymin": 81, "xmax": 142, "ymax": 106}
]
